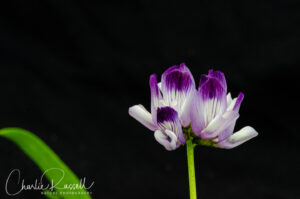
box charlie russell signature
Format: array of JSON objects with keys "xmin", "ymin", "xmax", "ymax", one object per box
[{"xmin": 5, "ymin": 168, "xmax": 94, "ymax": 196}]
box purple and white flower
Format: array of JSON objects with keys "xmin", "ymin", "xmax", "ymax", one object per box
[
  {"xmin": 129, "ymin": 63, "xmax": 196, "ymax": 150},
  {"xmin": 129, "ymin": 64, "xmax": 258, "ymax": 150},
  {"xmin": 190, "ymin": 69, "xmax": 258, "ymax": 149}
]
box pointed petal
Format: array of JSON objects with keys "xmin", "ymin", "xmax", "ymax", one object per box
[
  {"xmin": 216, "ymin": 93, "xmax": 244, "ymax": 141},
  {"xmin": 226, "ymin": 92, "xmax": 244, "ymax": 112},
  {"xmin": 226, "ymin": 93, "xmax": 233, "ymax": 106},
  {"xmin": 157, "ymin": 106, "xmax": 185, "ymax": 144},
  {"xmin": 217, "ymin": 126, "xmax": 258, "ymax": 149},
  {"xmin": 200, "ymin": 110, "xmax": 239, "ymax": 139},
  {"xmin": 128, "ymin": 105, "xmax": 157, "ymax": 131},
  {"xmin": 233, "ymin": 92, "xmax": 244, "ymax": 112},
  {"xmin": 154, "ymin": 130, "xmax": 178, "ymax": 151},
  {"xmin": 160, "ymin": 63, "xmax": 195, "ymax": 119},
  {"xmin": 150, "ymin": 74, "xmax": 161, "ymax": 124},
  {"xmin": 158, "ymin": 82, "xmax": 162, "ymax": 90}
]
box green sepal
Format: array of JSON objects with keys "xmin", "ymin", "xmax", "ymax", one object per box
[{"xmin": 182, "ymin": 126, "xmax": 216, "ymax": 148}]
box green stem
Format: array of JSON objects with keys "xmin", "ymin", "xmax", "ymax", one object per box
[{"xmin": 186, "ymin": 139, "xmax": 197, "ymax": 199}]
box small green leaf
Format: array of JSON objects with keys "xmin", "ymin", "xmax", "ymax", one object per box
[{"xmin": 0, "ymin": 127, "xmax": 92, "ymax": 199}]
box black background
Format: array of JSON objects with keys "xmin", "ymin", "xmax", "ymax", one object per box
[{"xmin": 0, "ymin": 1, "xmax": 299, "ymax": 199}]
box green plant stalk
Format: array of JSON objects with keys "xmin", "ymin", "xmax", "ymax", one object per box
[{"xmin": 186, "ymin": 138, "xmax": 197, "ymax": 199}]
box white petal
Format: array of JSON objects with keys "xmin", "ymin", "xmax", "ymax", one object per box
[
  {"xmin": 217, "ymin": 126, "xmax": 258, "ymax": 149},
  {"xmin": 200, "ymin": 110, "xmax": 239, "ymax": 139},
  {"xmin": 158, "ymin": 82, "xmax": 162, "ymax": 90},
  {"xmin": 227, "ymin": 97, "xmax": 237, "ymax": 111},
  {"xmin": 217, "ymin": 120, "xmax": 236, "ymax": 142},
  {"xmin": 190, "ymin": 92, "xmax": 206, "ymax": 136},
  {"xmin": 156, "ymin": 106, "xmax": 185, "ymax": 144},
  {"xmin": 197, "ymin": 75, "xmax": 227, "ymax": 125},
  {"xmin": 129, "ymin": 105, "xmax": 157, "ymax": 131},
  {"xmin": 154, "ymin": 130, "xmax": 168, "ymax": 145},
  {"xmin": 179, "ymin": 89, "xmax": 196, "ymax": 127},
  {"xmin": 227, "ymin": 92, "xmax": 244, "ymax": 112},
  {"xmin": 226, "ymin": 92, "xmax": 233, "ymax": 106},
  {"xmin": 160, "ymin": 63, "xmax": 195, "ymax": 119},
  {"xmin": 226, "ymin": 92, "xmax": 238, "ymax": 111},
  {"xmin": 154, "ymin": 130, "xmax": 177, "ymax": 151},
  {"xmin": 165, "ymin": 129, "xmax": 178, "ymax": 150}
]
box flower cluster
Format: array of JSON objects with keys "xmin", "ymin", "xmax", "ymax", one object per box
[{"xmin": 129, "ymin": 63, "xmax": 258, "ymax": 150}]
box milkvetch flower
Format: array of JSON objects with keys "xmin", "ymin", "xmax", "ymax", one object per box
[
  {"xmin": 129, "ymin": 65, "xmax": 258, "ymax": 199},
  {"xmin": 129, "ymin": 64, "xmax": 258, "ymax": 151},
  {"xmin": 190, "ymin": 69, "xmax": 258, "ymax": 149},
  {"xmin": 129, "ymin": 63, "xmax": 196, "ymax": 150}
]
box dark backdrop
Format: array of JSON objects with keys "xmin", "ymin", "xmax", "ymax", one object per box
[{"xmin": 0, "ymin": 1, "xmax": 299, "ymax": 199}]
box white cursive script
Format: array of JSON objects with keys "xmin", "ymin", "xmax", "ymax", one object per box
[{"xmin": 5, "ymin": 168, "xmax": 94, "ymax": 196}]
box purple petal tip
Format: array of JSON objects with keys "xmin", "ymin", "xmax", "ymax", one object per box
[
  {"xmin": 199, "ymin": 77, "xmax": 225, "ymax": 99},
  {"xmin": 179, "ymin": 62, "xmax": 187, "ymax": 68},
  {"xmin": 157, "ymin": 106, "xmax": 178, "ymax": 123},
  {"xmin": 233, "ymin": 92, "xmax": 244, "ymax": 111},
  {"xmin": 149, "ymin": 74, "xmax": 157, "ymax": 84},
  {"xmin": 164, "ymin": 70, "xmax": 194, "ymax": 92}
]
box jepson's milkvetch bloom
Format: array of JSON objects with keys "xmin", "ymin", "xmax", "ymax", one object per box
[
  {"xmin": 129, "ymin": 64, "xmax": 258, "ymax": 150},
  {"xmin": 129, "ymin": 63, "xmax": 196, "ymax": 150},
  {"xmin": 190, "ymin": 69, "xmax": 258, "ymax": 149},
  {"xmin": 128, "ymin": 65, "xmax": 258, "ymax": 199}
]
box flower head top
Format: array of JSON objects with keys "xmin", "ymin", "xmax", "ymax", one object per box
[
  {"xmin": 190, "ymin": 69, "xmax": 258, "ymax": 149},
  {"xmin": 129, "ymin": 64, "xmax": 258, "ymax": 150},
  {"xmin": 150, "ymin": 63, "xmax": 196, "ymax": 127},
  {"xmin": 129, "ymin": 63, "xmax": 195, "ymax": 150}
]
